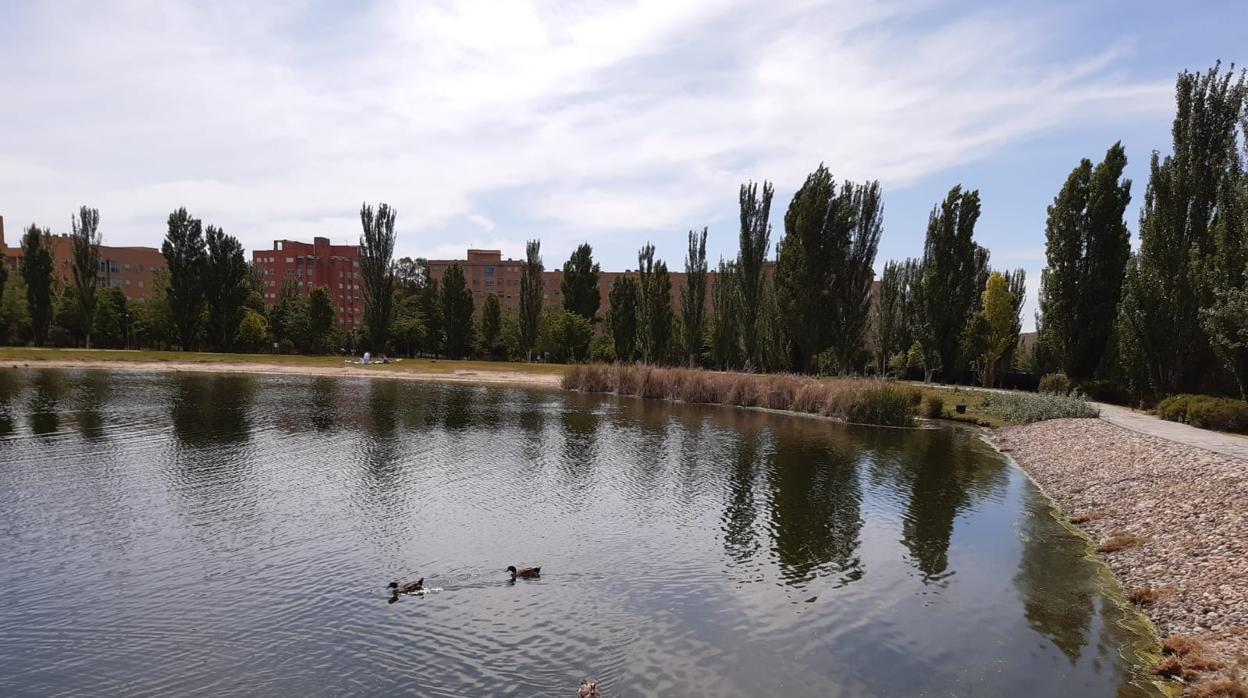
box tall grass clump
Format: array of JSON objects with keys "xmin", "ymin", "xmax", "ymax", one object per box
[
  {"xmin": 562, "ymin": 364, "xmax": 917, "ymax": 426},
  {"xmin": 980, "ymin": 390, "xmax": 1099, "ymax": 424}
]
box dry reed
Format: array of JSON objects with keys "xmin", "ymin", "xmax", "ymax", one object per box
[{"xmin": 562, "ymin": 364, "xmax": 919, "ymax": 426}]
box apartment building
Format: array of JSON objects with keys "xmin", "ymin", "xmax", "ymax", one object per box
[
  {"xmin": 0, "ymin": 215, "xmax": 167, "ymax": 301},
  {"xmin": 426, "ymin": 248, "xmax": 764, "ymax": 317},
  {"xmin": 251, "ymin": 237, "xmax": 363, "ymax": 330}
]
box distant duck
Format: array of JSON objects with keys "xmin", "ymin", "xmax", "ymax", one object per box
[
  {"xmin": 507, "ymin": 565, "xmax": 541, "ymax": 580},
  {"xmin": 578, "ymin": 680, "xmax": 601, "ymax": 698},
  {"xmin": 388, "ymin": 578, "xmax": 424, "ymax": 594}
]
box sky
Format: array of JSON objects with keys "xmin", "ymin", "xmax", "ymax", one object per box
[{"xmin": 1, "ymin": 1, "xmax": 1245, "ymax": 330}]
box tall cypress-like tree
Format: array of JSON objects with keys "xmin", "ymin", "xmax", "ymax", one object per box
[
  {"xmin": 709, "ymin": 260, "xmax": 740, "ymax": 370},
  {"xmin": 680, "ymin": 227, "xmax": 708, "ymax": 367},
  {"xmin": 976, "ymin": 272, "xmax": 1018, "ymax": 388},
  {"xmin": 1000, "ymin": 268, "xmax": 1027, "ymax": 377},
  {"xmin": 637, "ymin": 243, "xmax": 673, "ymax": 363},
  {"xmin": 307, "ymin": 286, "xmax": 336, "ymax": 353},
  {"xmin": 1200, "ymin": 173, "xmax": 1248, "ymax": 398},
  {"xmin": 1038, "ymin": 143, "xmax": 1132, "ymax": 379},
  {"xmin": 70, "ymin": 206, "xmax": 101, "ymax": 348},
  {"xmin": 359, "ymin": 202, "xmax": 397, "ymax": 354},
  {"xmin": 480, "ymin": 293, "xmax": 502, "ymax": 357},
  {"xmin": 419, "ymin": 278, "xmax": 443, "ymax": 356},
  {"xmin": 204, "ymin": 225, "xmax": 248, "ymax": 351},
  {"xmin": 608, "ymin": 276, "xmax": 639, "ymax": 362},
  {"xmin": 916, "ymin": 186, "xmax": 988, "ymax": 381},
  {"xmin": 160, "ymin": 208, "xmax": 207, "ymax": 350},
  {"xmin": 828, "ymin": 180, "xmax": 884, "ymax": 374},
  {"xmin": 737, "ymin": 181, "xmax": 773, "ymax": 368},
  {"xmin": 873, "ymin": 259, "xmax": 911, "ymax": 373},
  {"xmin": 21, "ymin": 225, "xmax": 55, "ymax": 347},
  {"xmin": 440, "ymin": 263, "xmax": 474, "ymax": 359},
  {"xmin": 1121, "ymin": 64, "xmax": 1246, "ymax": 395},
  {"xmin": 0, "ymin": 243, "xmax": 7, "ymax": 327},
  {"xmin": 519, "ymin": 239, "xmax": 544, "ymax": 361},
  {"xmin": 775, "ymin": 167, "xmax": 844, "ymax": 372},
  {"xmin": 560, "ymin": 243, "xmax": 600, "ymax": 321}
]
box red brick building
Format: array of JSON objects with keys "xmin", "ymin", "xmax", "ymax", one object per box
[
  {"xmin": 251, "ymin": 237, "xmax": 363, "ymax": 330},
  {"xmin": 427, "ymin": 248, "xmax": 766, "ymax": 317},
  {"xmin": 0, "ymin": 215, "xmax": 167, "ymax": 301}
]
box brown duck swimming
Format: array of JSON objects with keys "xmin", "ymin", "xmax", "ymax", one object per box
[
  {"xmin": 507, "ymin": 565, "xmax": 540, "ymax": 580},
  {"xmin": 388, "ymin": 578, "xmax": 424, "ymax": 594},
  {"xmin": 578, "ymin": 679, "xmax": 601, "ymax": 697}
]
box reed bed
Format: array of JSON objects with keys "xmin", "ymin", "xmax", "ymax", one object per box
[{"xmin": 562, "ymin": 364, "xmax": 920, "ymax": 427}]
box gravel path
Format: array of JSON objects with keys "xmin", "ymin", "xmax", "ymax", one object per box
[
  {"xmin": 991, "ymin": 418, "xmax": 1248, "ymax": 692},
  {"xmin": 1095, "ymin": 402, "xmax": 1248, "ymax": 461}
]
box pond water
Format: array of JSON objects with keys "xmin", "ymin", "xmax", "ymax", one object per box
[{"xmin": 0, "ymin": 369, "xmax": 1165, "ymax": 697}]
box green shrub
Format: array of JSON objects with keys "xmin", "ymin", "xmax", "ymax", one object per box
[
  {"xmin": 1156, "ymin": 395, "xmax": 1192, "ymax": 423},
  {"xmin": 588, "ymin": 335, "xmax": 616, "ymax": 363},
  {"xmin": 1038, "ymin": 372, "xmax": 1073, "ymax": 395},
  {"xmin": 986, "ymin": 390, "xmax": 1099, "ymax": 424},
  {"xmin": 1158, "ymin": 394, "xmax": 1248, "ymax": 433}
]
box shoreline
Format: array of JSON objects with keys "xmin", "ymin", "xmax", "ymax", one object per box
[
  {"xmin": 0, "ymin": 358, "xmax": 564, "ymax": 388},
  {"xmin": 990, "ymin": 418, "xmax": 1247, "ymax": 694}
]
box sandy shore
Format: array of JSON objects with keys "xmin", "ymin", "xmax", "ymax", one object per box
[
  {"xmin": 2, "ymin": 358, "xmax": 564, "ymax": 388},
  {"xmin": 992, "ymin": 418, "xmax": 1248, "ymax": 693}
]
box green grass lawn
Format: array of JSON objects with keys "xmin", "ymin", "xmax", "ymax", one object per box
[
  {"xmin": 0, "ymin": 347, "xmax": 568, "ymax": 377},
  {"xmin": 913, "ymin": 385, "xmax": 1009, "ymax": 427}
]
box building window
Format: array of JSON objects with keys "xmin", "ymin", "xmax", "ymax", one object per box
[
  {"xmin": 138, "ymin": 281, "xmax": 144, "ymax": 288},
  {"xmin": 286, "ymin": 257, "xmax": 294, "ymax": 263},
  {"xmin": 124, "ymin": 263, "xmax": 131, "ymax": 271}
]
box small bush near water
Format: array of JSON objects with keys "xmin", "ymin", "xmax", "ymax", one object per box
[
  {"xmin": 1157, "ymin": 394, "xmax": 1248, "ymax": 434},
  {"xmin": 563, "ymin": 364, "xmax": 919, "ymax": 427}
]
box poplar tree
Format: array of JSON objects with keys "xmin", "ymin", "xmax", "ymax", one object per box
[
  {"xmin": 70, "ymin": 206, "xmax": 101, "ymax": 348},
  {"xmin": 204, "ymin": 225, "xmax": 248, "ymax": 351},
  {"xmin": 737, "ymin": 181, "xmax": 773, "ymax": 368},
  {"xmin": 637, "ymin": 243, "xmax": 673, "ymax": 363},
  {"xmin": 1120, "ymin": 64, "xmax": 1246, "ymax": 395},
  {"xmin": 21, "ymin": 225, "xmax": 55, "ymax": 347},
  {"xmin": 608, "ymin": 276, "xmax": 639, "ymax": 362},
  {"xmin": 440, "ymin": 262, "xmax": 475, "ymax": 359},
  {"xmin": 873, "ymin": 260, "xmax": 908, "ymax": 373},
  {"xmin": 480, "ymin": 292, "xmax": 502, "ymax": 357},
  {"xmin": 359, "ymin": 202, "xmax": 397, "ymax": 354},
  {"xmin": 827, "ymin": 180, "xmax": 883, "ymax": 374},
  {"xmin": 709, "ymin": 260, "xmax": 740, "ymax": 370},
  {"xmin": 1038, "ymin": 143, "xmax": 1132, "ymax": 379},
  {"xmin": 916, "ymin": 186, "xmax": 988, "ymax": 381},
  {"xmin": 775, "ymin": 166, "xmax": 845, "ymax": 372},
  {"xmin": 680, "ymin": 227, "xmax": 708, "ymax": 367},
  {"xmin": 976, "ymin": 272, "xmax": 1017, "ymax": 388},
  {"xmin": 560, "ymin": 243, "xmax": 600, "ymax": 321},
  {"xmin": 307, "ymin": 286, "xmax": 336, "ymax": 353},
  {"xmin": 519, "ymin": 239, "xmax": 544, "ymax": 360},
  {"xmin": 161, "ymin": 208, "xmax": 207, "ymax": 350}
]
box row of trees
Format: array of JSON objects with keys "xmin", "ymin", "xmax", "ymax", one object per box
[{"xmin": 1033, "ymin": 63, "xmax": 1248, "ymax": 401}]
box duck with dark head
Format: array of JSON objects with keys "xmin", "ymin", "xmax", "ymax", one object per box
[{"xmin": 506, "ymin": 565, "xmax": 540, "ymax": 581}]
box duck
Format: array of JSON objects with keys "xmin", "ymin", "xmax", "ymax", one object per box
[
  {"xmin": 388, "ymin": 577, "xmax": 424, "ymax": 594},
  {"xmin": 507, "ymin": 565, "xmax": 541, "ymax": 580},
  {"xmin": 578, "ymin": 680, "xmax": 601, "ymax": 698}
]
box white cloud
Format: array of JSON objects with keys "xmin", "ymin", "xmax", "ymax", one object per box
[{"xmin": 0, "ymin": 0, "xmax": 1170, "ymax": 265}]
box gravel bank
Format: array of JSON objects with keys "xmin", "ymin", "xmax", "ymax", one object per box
[{"xmin": 992, "ymin": 418, "xmax": 1248, "ymax": 692}]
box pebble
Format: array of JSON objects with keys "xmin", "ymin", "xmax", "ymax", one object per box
[{"xmin": 991, "ymin": 419, "xmax": 1248, "ymax": 690}]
